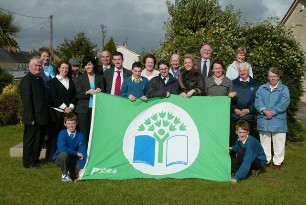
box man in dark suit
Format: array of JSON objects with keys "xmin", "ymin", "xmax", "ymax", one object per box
[
  {"xmin": 196, "ymin": 43, "xmax": 214, "ymax": 80},
  {"xmin": 103, "ymin": 51, "xmax": 132, "ymax": 95},
  {"xmin": 20, "ymin": 57, "xmax": 52, "ymax": 168},
  {"xmin": 97, "ymin": 50, "xmax": 114, "ymax": 75}
]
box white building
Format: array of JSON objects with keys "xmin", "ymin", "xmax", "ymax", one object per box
[{"xmin": 116, "ymin": 44, "xmax": 140, "ymax": 70}]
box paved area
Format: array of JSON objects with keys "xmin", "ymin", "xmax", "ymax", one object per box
[
  {"xmin": 295, "ymin": 92, "xmax": 306, "ymax": 122},
  {"xmin": 10, "ymin": 142, "xmax": 46, "ymax": 158}
]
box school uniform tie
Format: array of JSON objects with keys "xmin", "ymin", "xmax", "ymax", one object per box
[
  {"xmin": 70, "ymin": 133, "xmax": 75, "ymax": 138},
  {"xmin": 114, "ymin": 71, "xmax": 121, "ymax": 96},
  {"xmin": 202, "ymin": 60, "xmax": 207, "ymax": 79}
]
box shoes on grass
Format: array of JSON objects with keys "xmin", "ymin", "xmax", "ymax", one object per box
[
  {"xmin": 61, "ymin": 174, "xmax": 73, "ymax": 183},
  {"xmin": 251, "ymin": 169, "xmax": 260, "ymax": 178},
  {"xmin": 24, "ymin": 163, "xmax": 39, "ymax": 169},
  {"xmin": 273, "ymin": 164, "xmax": 282, "ymax": 170}
]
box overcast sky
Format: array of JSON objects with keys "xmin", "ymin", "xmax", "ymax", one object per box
[{"xmin": 0, "ymin": 0, "xmax": 293, "ymax": 54}]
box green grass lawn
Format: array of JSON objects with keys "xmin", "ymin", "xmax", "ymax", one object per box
[{"xmin": 1, "ymin": 125, "xmax": 305, "ymax": 205}]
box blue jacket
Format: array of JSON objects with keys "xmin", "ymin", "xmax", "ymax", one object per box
[
  {"xmin": 233, "ymin": 135, "xmax": 267, "ymax": 180},
  {"xmin": 255, "ymin": 80, "xmax": 290, "ymax": 132},
  {"xmin": 231, "ymin": 77, "xmax": 259, "ymax": 121},
  {"xmin": 120, "ymin": 76, "xmax": 149, "ymax": 98},
  {"xmin": 53, "ymin": 129, "xmax": 87, "ymax": 168},
  {"xmin": 39, "ymin": 63, "xmax": 56, "ymax": 87}
]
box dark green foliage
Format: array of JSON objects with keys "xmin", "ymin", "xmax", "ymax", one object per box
[
  {"xmin": 57, "ymin": 32, "xmax": 98, "ymax": 61},
  {"xmin": 103, "ymin": 36, "xmax": 117, "ymax": 55},
  {"xmin": 0, "ymin": 91, "xmax": 22, "ymax": 125},
  {"xmin": 0, "ymin": 69, "xmax": 13, "ymax": 92},
  {"xmin": 156, "ymin": 0, "xmax": 306, "ymax": 140},
  {"xmin": 288, "ymin": 121, "xmax": 306, "ymax": 141},
  {"xmin": 156, "ymin": 0, "xmax": 241, "ymax": 62},
  {"xmin": 0, "ymin": 10, "xmax": 20, "ymax": 48}
]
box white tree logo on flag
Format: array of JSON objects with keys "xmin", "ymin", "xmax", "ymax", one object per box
[{"xmin": 123, "ymin": 102, "xmax": 200, "ymax": 175}]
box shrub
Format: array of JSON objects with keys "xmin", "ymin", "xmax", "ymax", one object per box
[
  {"xmin": 0, "ymin": 69, "xmax": 13, "ymax": 93},
  {"xmin": 0, "ymin": 85, "xmax": 22, "ymax": 125},
  {"xmin": 2, "ymin": 84, "xmax": 18, "ymax": 94}
]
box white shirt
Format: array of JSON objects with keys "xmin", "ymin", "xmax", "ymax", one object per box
[
  {"xmin": 110, "ymin": 68, "xmax": 124, "ymax": 95},
  {"xmin": 52, "ymin": 75, "xmax": 74, "ymax": 112},
  {"xmin": 141, "ymin": 69, "xmax": 159, "ymax": 81}
]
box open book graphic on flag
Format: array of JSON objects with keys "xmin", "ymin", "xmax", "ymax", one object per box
[{"xmin": 133, "ymin": 135, "xmax": 188, "ymax": 167}]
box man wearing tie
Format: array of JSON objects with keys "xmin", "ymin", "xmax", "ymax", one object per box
[
  {"xmin": 196, "ymin": 43, "xmax": 214, "ymax": 80},
  {"xmin": 103, "ymin": 51, "xmax": 132, "ymax": 95},
  {"xmin": 97, "ymin": 50, "xmax": 114, "ymax": 75}
]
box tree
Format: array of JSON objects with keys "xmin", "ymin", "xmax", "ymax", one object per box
[
  {"xmin": 156, "ymin": 0, "xmax": 241, "ymax": 62},
  {"xmin": 103, "ymin": 36, "xmax": 117, "ymax": 55},
  {"xmin": 57, "ymin": 32, "xmax": 97, "ymax": 60},
  {"xmin": 0, "ymin": 10, "xmax": 20, "ymax": 48},
  {"xmin": 156, "ymin": 0, "xmax": 306, "ymax": 140}
]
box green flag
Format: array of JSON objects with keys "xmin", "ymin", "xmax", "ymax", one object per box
[{"xmin": 81, "ymin": 93, "xmax": 231, "ymax": 182}]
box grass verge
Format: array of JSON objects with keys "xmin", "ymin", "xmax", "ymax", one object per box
[{"xmin": 0, "ymin": 125, "xmax": 305, "ymax": 204}]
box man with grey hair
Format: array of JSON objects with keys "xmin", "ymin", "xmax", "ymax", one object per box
[
  {"xmin": 169, "ymin": 53, "xmax": 180, "ymax": 79},
  {"xmin": 20, "ymin": 57, "xmax": 52, "ymax": 168},
  {"xmin": 196, "ymin": 43, "xmax": 214, "ymax": 80},
  {"xmin": 98, "ymin": 50, "xmax": 114, "ymax": 75}
]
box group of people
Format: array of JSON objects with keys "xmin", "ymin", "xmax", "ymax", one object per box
[{"xmin": 20, "ymin": 43, "xmax": 290, "ymax": 183}]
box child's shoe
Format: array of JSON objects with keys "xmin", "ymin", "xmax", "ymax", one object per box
[{"xmin": 61, "ymin": 174, "xmax": 73, "ymax": 183}]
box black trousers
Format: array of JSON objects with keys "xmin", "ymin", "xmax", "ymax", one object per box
[
  {"xmin": 46, "ymin": 110, "xmax": 65, "ymax": 162},
  {"xmin": 55, "ymin": 152, "xmax": 80, "ymax": 180},
  {"xmin": 78, "ymin": 108, "xmax": 92, "ymax": 146},
  {"xmin": 23, "ymin": 124, "xmax": 47, "ymax": 167}
]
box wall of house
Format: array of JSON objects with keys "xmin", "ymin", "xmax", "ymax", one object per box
[
  {"xmin": 0, "ymin": 62, "xmax": 28, "ymax": 71},
  {"xmin": 284, "ymin": 0, "xmax": 306, "ymax": 53},
  {"xmin": 0, "ymin": 62, "xmax": 16, "ymax": 70},
  {"xmin": 116, "ymin": 47, "xmax": 140, "ymax": 70}
]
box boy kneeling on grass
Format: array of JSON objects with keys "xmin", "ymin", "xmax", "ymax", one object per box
[
  {"xmin": 229, "ymin": 120, "xmax": 267, "ymax": 184},
  {"xmin": 53, "ymin": 112, "xmax": 87, "ymax": 182}
]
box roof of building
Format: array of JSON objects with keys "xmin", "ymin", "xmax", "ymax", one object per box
[
  {"xmin": 0, "ymin": 48, "xmax": 35, "ymax": 63},
  {"xmin": 116, "ymin": 45, "xmax": 140, "ymax": 57},
  {"xmin": 280, "ymin": 0, "xmax": 300, "ymax": 25},
  {"xmin": 0, "ymin": 49, "xmax": 15, "ymax": 62}
]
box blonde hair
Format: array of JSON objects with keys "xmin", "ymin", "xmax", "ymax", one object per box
[
  {"xmin": 183, "ymin": 54, "xmax": 195, "ymax": 63},
  {"xmin": 235, "ymin": 46, "xmax": 247, "ymax": 55}
]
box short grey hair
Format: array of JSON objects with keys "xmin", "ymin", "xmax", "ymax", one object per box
[
  {"xmin": 171, "ymin": 53, "xmax": 180, "ymax": 61},
  {"xmin": 29, "ymin": 56, "xmax": 42, "ymax": 68},
  {"xmin": 238, "ymin": 62, "xmax": 250, "ymax": 71}
]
